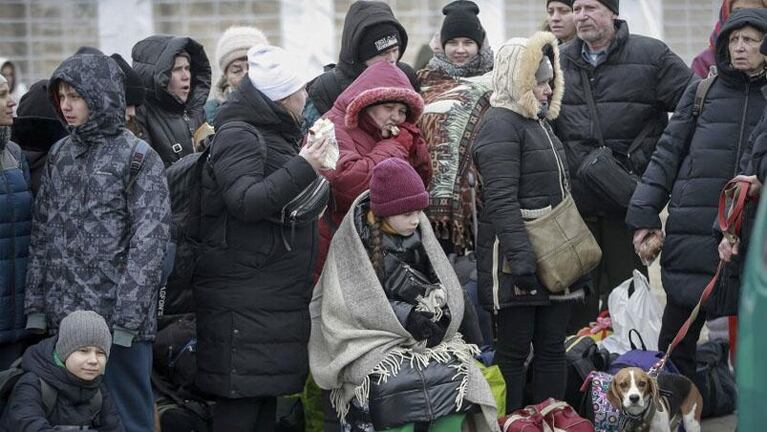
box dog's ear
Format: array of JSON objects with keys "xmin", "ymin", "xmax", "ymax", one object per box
[
  {"xmin": 648, "ymin": 376, "xmax": 662, "ymax": 411},
  {"xmin": 607, "ymin": 375, "xmax": 623, "ymax": 409}
]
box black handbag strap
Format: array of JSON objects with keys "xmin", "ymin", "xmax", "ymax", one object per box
[
  {"xmin": 579, "ymin": 68, "xmax": 605, "ymax": 148},
  {"xmin": 628, "ymin": 328, "xmax": 648, "ymax": 351}
]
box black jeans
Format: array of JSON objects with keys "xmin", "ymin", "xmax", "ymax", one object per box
[
  {"xmin": 658, "ymin": 301, "xmax": 706, "ymax": 380},
  {"xmin": 212, "ymin": 396, "xmax": 277, "ymax": 432},
  {"xmin": 494, "ymin": 302, "xmax": 573, "ymax": 412}
]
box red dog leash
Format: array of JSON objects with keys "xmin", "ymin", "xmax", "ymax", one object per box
[{"xmin": 649, "ymin": 179, "xmax": 751, "ymax": 376}]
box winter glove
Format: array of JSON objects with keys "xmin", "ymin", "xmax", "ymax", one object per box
[
  {"xmin": 513, "ymin": 273, "xmax": 544, "ymax": 293},
  {"xmin": 405, "ymin": 310, "xmax": 446, "ymax": 348}
]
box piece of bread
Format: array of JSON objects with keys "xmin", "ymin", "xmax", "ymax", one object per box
[{"xmin": 308, "ymin": 118, "xmax": 339, "ymax": 170}]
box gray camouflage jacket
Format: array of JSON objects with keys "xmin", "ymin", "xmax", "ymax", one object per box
[{"xmin": 25, "ymin": 53, "xmax": 171, "ymax": 343}]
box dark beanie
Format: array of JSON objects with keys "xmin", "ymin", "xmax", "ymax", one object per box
[
  {"xmin": 440, "ymin": 0, "xmax": 486, "ymax": 47},
  {"xmin": 110, "ymin": 53, "xmax": 145, "ymax": 107},
  {"xmin": 370, "ymin": 158, "xmax": 429, "ymax": 218},
  {"xmin": 761, "ymin": 35, "xmax": 767, "ymax": 56},
  {"xmin": 595, "ymin": 0, "xmax": 619, "ymax": 14},
  {"xmin": 11, "ymin": 80, "xmax": 67, "ymax": 152},
  {"xmin": 357, "ymin": 23, "xmax": 401, "ymax": 62},
  {"xmin": 546, "ymin": 0, "xmax": 574, "ymax": 7}
]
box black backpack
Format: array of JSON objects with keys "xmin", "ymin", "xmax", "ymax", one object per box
[
  {"xmin": 158, "ymin": 121, "xmax": 260, "ymax": 319},
  {"xmin": 0, "ymin": 357, "xmax": 103, "ymax": 427},
  {"xmin": 693, "ymin": 339, "xmax": 737, "ymax": 418}
]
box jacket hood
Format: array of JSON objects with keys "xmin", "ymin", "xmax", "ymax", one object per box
[
  {"xmin": 12, "ymin": 79, "xmax": 67, "ymax": 152},
  {"xmin": 337, "ymin": 1, "xmax": 409, "ymax": 78},
  {"xmin": 49, "ymin": 53, "xmax": 126, "ymax": 139},
  {"xmin": 715, "ymin": 8, "xmax": 767, "ymax": 77},
  {"xmin": 21, "ymin": 337, "xmax": 103, "ymax": 404},
  {"xmin": 335, "ymin": 61, "xmax": 423, "ymax": 129},
  {"xmin": 131, "ymin": 35, "xmax": 212, "ymax": 112},
  {"xmin": 490, "ymin": 32, "xmax": 564, "ymax": 120}
]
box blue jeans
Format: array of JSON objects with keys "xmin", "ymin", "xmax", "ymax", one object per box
[{"xmin": 103, "ymin": 341, "xmax": 154, "ymax": 432}]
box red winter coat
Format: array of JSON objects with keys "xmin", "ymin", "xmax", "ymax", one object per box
[{"xmin": 315, "ymin": 61, "xmax": 432, "ymax": 280}]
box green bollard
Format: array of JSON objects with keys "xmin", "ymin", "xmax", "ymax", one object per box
[{"xmin": 737, "ymin": 195, "xmax": 767, "ymax": 431}]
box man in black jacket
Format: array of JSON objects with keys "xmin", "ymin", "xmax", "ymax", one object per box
[
  {"xmin": 554, "ymin": 0, "xmax": 693, "ymax": 331},
  {"xmin": 132, "ymin": 35, "xmax": 211, "ymax": 166}
]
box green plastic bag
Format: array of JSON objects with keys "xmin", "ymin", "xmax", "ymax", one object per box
[
  {"xmin": 476, "ymin": 361, "xmax": 506, "ymax": 418},
  {"xmin": 302, "ymin": 375, "xmax": 324, "ymax": 432}
]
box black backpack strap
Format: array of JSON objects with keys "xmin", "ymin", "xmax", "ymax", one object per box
[
  {"xmin": 693, "ymin": 75, "xmax": 717, "ymax": 118},
  {"xmin": 88, "ymin": 389, "xmax": 103, "ymax": 422},
  {"xmin": 126, "ymin": 140, "xmax": 151, "ymax": 193},
  {"xmin": 38, "ymin": 377, "xmax": 57, "ymax": 418}
]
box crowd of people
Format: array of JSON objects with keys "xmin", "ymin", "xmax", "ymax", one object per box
[{"xmin": 0, "ymin": 0, "xmax": 764, "ymax": 431}]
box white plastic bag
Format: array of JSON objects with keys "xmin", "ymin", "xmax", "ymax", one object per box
[{"xmin": 600, "ymin": 270, "xmax": 663, "ymax": 354}]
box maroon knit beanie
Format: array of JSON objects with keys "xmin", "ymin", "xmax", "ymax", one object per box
[{"xmin": 370, "ymin": 158, "xmax": 429, "ymax": 218}]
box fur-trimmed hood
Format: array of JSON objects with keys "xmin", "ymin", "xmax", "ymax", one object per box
[
  {"xmin": 490, "ymin": 32, "xmax": 564, "ymax": 120},
  {"xmin": 332, "ymin": 61, "xmax": 424, "ymax": 129}
]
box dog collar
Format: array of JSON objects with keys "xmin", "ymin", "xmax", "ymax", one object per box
[{"xmin": 618, "ymin": 397, "xmax": 657, "ymax": 432}]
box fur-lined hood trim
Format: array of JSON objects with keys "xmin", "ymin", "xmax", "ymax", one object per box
[
  {"xmin": 334, "ymin": 61, "xmax": 424, "ymax": 129},
  {"xmin": 489, "ymin": 31, "xmax": 564, "ymax": 120}
]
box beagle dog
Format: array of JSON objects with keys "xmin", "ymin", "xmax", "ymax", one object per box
[{"xmin": 607, "ymin": 367, "xmax": 703, "ymax": 432}]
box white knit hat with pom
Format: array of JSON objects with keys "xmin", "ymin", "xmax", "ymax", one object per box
[{"xmin": 216, "ymin": 26, "xmax": 269, "ymax": 72}]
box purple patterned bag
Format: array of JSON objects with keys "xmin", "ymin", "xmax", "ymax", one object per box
[{"xmin": 587, "ymin": 372, "xmax": 620, "ymax": 432}]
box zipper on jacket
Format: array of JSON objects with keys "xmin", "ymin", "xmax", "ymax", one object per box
[
  {"xmin": 491, "ymin": 237, "xmax": 501, "ymax": 313},
  {"xmin": 1, "ymin": 158, "xmax": 17, "ymax": 315},
  {"xmin": 734, "ymin": 81, "xmax": 751, "ymax": 177},
  {"xmin": 414, "ymin": 365, "xmax": 434, "ymax": 420}
]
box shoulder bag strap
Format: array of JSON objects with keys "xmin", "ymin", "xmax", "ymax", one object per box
[
  {"xmin": 38, "ymin": 377, "xmax": 57, "ymax": 418},
  {"xmin": 579, "ymin": 68, "xmax": 606, "ymax": 148}
]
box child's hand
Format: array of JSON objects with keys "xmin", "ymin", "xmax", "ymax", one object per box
[{"xmin": 405, "ymin": 310, "xmax": 445, "ymax": 347}]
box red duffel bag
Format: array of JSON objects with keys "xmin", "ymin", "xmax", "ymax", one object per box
[{"xmin": 499, "ymin": 398, "xmax": 594, "ymax": 432}]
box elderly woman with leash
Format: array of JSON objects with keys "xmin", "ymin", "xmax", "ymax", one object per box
[{"xmin": 626, "ymin": 8, "xmax": 767, "ymax": 381}]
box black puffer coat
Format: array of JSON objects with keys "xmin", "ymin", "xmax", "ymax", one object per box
[
  {"xmin": 132, "ymin": 35, "xmax": 211, "ymax": 166},
  {"xmin": 307, "ymin": 1, "xmax": 416, "ymax": 116},
  {"xmin": 473, "ymin": 33, "xmax": 584, "ymax": 310},
  {"xmin": 626, "ymin": 9, "xmax": 767, "ymax": 315},
  {"xmin": 193, "ymin": 76, "xmax": 319, "ymax": 398},
  {"xmin": 554, "ymin": 20, "xmax": 693, "ymax": 217},
  {"xmin": 0, "ymin": 337, "xmax": 123, "ymax": 432}
]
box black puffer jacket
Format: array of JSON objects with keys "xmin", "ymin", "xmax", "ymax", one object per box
[
  {"xmin": 0, "ymin": 337, "xmax": 123, "ymax": 432},
  {"xmin": 307, "ymin": 1, "xmax": 416, "ymax": 116},
  {"xmin": 193, "ymin": 76, "xmax": 319, "ymax": 398},
  {"xmin": 626, "ymin": 9, "xmax": 767, "ymax": 315},
  {"xmin": 473, "ymin": 33, "xmax": 584, "ymax": 311},
  {"xmin": 554, "ymin": 20, "xmax": 693, "ymax": 217},
  {"xmin": 132, "ymin": 35, "xmax": 211, "ymax": 166}
]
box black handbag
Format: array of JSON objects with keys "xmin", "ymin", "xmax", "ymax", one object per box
[
  {"xmin": 577, "ymin": 146, "xmax": 639, "ymax": 209},
  {"xmin": 269, "ymin": 175, "xmax": 330, "ymax": 226},
  {"xmin": 576, "ymin": 69, "xmax": 654, "ymax": 209}
]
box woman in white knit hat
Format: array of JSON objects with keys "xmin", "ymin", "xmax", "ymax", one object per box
[
  {"xmin": 204, "ymin": 26, "xmax": 269, "ymax": 123},
  {"xmin": 192, "ymin": 44, "xmax": 330, "ymax": 431}
]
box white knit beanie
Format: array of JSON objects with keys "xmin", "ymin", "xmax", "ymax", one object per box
[
  {"xmin": 215, "ymin": 26, "xmax": 269, "ymax": 72},
  {"xmin": 247, "ymin": 44, "xmax": 309, "ymax": 101}
]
